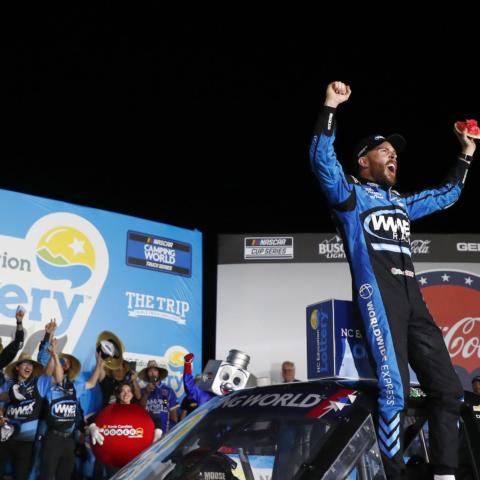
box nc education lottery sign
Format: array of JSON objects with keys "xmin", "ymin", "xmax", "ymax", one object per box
[{"xmin": 0, "ymin": 188, "xmax": 202, "ymax": 399}]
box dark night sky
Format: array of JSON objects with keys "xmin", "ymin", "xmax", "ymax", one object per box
[
  {"xmin": 2, "ymin": 12, "xmax": 478, "ymax": 233},
  {"xmin": 1, "ymin": 11, "xmax": 479, "ymax": 358}
]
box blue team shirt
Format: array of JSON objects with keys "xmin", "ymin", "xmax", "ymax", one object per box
[{"xmin": 142, "ymin": 383, "xmax": 178, "ymax": 432}]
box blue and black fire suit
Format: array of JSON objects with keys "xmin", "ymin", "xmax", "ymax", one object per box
[{"xmin": 310, "ymin": 105, "xmax": 470, "ymax": 476}]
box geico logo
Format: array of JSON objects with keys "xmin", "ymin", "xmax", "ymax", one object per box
[
  {"xmin": 7, "ymin": 402, "xmax": 35, "ymax": 417},
  {"xmin": 52, "ymin": 403, "xmax": 77, "ymax": 418},
  {"xmin": 102, "ymin": 427, "xmax": 144, "ymax": 438},
  {"xmin": 457, "ymin": 242, "xmax": 480, "ymax": 252}
]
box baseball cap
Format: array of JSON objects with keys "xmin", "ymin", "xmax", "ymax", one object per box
[
  {"xmin": 354, "ymin": 133, "xmax": 406, "ymax": 159},
  {"xmin": 472, "ymin": 375, "xmax": 480, "ymax": 383}
]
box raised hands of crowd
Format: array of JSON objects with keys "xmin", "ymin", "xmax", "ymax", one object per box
[{"xmin": 45, "ymin": 318, "xmax": 57, "ymax": 339}]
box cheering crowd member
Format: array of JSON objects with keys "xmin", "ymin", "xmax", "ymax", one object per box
[
  {"xmin": 0, "ymin": 342, "xmax": 63, "ymax": 479},
  {"xmin": 139, "ymin": 360, "xmax": 178, "ymax": 434},
  {"xmin": 0, "ymin": 306, "xmax": 26, "ymax": 385},
  {"xmin": 37, "ymin": 327, "xmax": 104, "ymax": 480}
]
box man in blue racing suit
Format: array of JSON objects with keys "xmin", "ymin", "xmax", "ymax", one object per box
[{"xmin": 310, "ymin": 81, "xmax": 476, "ymax": 480}]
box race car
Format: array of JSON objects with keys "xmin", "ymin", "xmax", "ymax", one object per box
[{"xmin": 110, "ymin": 379, "xmax": 480, "ymax": 480}]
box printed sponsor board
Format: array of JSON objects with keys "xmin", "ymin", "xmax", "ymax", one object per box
[{"xmin": 0, "ymin": 189, "xmax": 202, "ymax": 408}]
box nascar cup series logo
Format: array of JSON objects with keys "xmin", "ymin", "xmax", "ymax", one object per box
[
  {"xmin": 418, "ymin": 270, "xmax": 480, "ymax": 381},
  {"xmin": 244, "ymin": 237, "xmax": 294, "ymax": 259},
  {"xmin": 0, "ymin": 212, "xmax": 108, "ymax": 353}
]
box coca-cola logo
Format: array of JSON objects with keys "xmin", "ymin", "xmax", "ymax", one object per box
[
  {"xmin": 418, "ymin": 270, "xmax": 480, "ymax": 383},
  {"xmin": 411, "ymin": 239, "xmax": 431, "ymax": 254},
  {"xmin": 442, "ymin": 317, "xmax": 480, "ymax": 363}
]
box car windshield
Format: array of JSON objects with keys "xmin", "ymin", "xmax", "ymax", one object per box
[{"xmin": 124, "ymin": 403, "xmax": 334, "ymax": 480}]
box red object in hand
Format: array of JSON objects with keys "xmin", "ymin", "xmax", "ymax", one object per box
[
  {"xmin": 454, "ymin": 119, "xmax": 480, "ymax": 139},
  {"xmin": 92, "ymin": 404, "xmax": 154, "ymax": 468},
  {"xmin": 184, "ymin": 352, "xmax": 194, "ymax": 374}
]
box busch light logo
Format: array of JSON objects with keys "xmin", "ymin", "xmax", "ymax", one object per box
[
  {"xmin": 52, "ymin": 400, "xmax": 77, "ymax": 418},
  {"xmin": 359, "ymin": 283, "xmax": 373, "ymax": 299},
  {"xmin": 364, "ymin": 208, "xmax": 410, "ymax": 243},
  {"xmin": 318, "ymin": 235, "xmax": 346, "ymax": 259},
  {"xmin": 0, "ymin": 212, "xmax": 109, "ymax": 354},
  {"xmin": 411, "ymin": 239, "xmax": 431, "ymax": 255},
  {"xmin": 418, "ymin": 270, "xmax": 480, "ymax": 384}
]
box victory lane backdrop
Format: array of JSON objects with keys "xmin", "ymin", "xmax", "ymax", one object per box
[
  {"xmin": 0, "ymin": 188, "xmax": 202, "ymax": 406},
  {"xmin": 217, "ymin": 233, "xmax": 480, "ymax": 390}
]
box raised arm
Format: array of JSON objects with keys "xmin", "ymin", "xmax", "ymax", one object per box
[
  {"xmin": 404, "ymin": 128, "xmax": 476, "ymax": 221},
  {"xmin": 85, "ymin": 352, "xmax": 104, "ymax": 390},
  {"xmin": 324, "ymin": 81, "xmax": 352, "ymax": 109},
  {"xmin": 310, "ymin": 81, "xmax": 354, "ymax": 206},
  {"xmin": 183, "ymin": 353, "xmax": 211, "ymax": 406},
  {"xmin": 49, "ymin": 338, "xmax": 64, "ymax": 384},
  {"xmin": 39, "ymin": 319, "xmax": 57, "ymax": 371},
  {"xmin": 0, "ymin": 306, "xmax": 26, "ymax": 369}
]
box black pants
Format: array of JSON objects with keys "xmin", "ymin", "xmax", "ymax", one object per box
[
  {"xmin": 39, "ymin": 430, "xmax": 76, "ymax": 480},
  {"xmin": 363, "ymin": 279, "xmax": 464, "ymax": 478},
  {"xmin": 406, "ymin": 290, "xmax": 463, "ymax": 473},
  {"xmin": 0, "ymin": 438, "xmax": 34, "ymax": 480}
]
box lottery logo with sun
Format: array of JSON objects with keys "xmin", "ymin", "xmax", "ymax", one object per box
[{"xmin": 36, "ymin": 226, "xmax": 96, "ymax": 288}]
